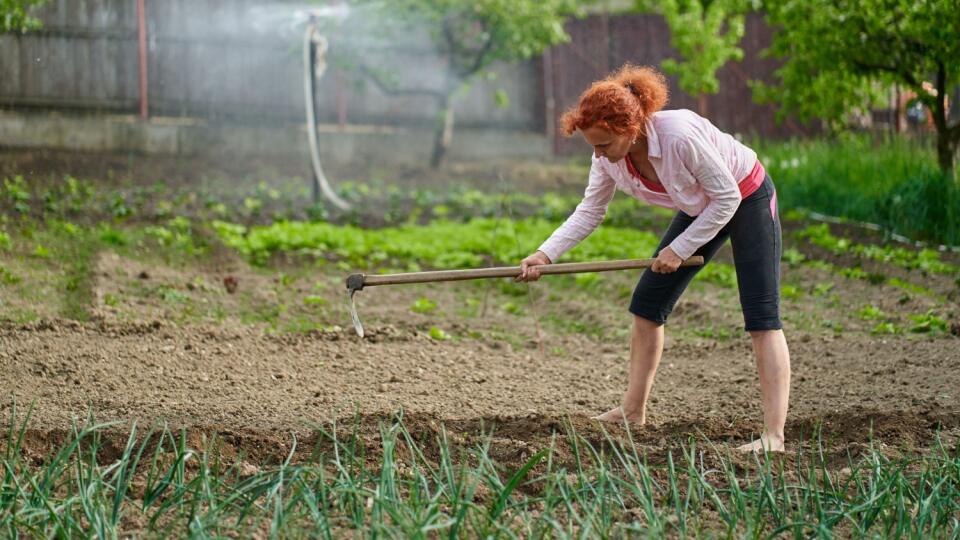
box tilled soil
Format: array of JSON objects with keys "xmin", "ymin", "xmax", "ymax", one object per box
[{"xmin": 3, "ymin": 318, "xmax": 957, "ymax": 467}]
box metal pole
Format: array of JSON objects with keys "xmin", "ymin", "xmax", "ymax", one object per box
[
  {"xmin": 137, "ymin": 0, "xmax": 149, "ymax": 119},
  {"xmin": 309, "ymin": 36, "xmax": 320, "ymax": 204}
]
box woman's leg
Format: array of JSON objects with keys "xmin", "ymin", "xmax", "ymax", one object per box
[
  {"xmin": 597, "ymin": 211, "xmax": 729, "ymax": 424},
  {"xmin": 737, "ymin": 329, "xmax": 790, "ymax": 452},
  {"xmin": 594, "ymin": 315, "xmax": 663, "ymax": 423},
  {"xmin": 727, "ymin": 176, "xmax": 790, "ymax": 452}
]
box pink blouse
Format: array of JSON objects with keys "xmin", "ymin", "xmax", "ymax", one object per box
[{"xmin": 538, "ymin": 109, "xmax": 763, "ymax": 262}]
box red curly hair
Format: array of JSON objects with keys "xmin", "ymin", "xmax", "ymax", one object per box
[{"xmin": 560, "ymin": 64, "xmax": 669, "ymax": 138}]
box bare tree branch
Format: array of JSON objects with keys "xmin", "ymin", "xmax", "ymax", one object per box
[
  {"xmin": 352, "ymin": 62, "xmax": 444, "ymax": 99},
  {"xmin": 458, "ymin": 32, "xmax": 495, "ymax": 79},
  {"xmin": 850, "ymin": 59, "xmax": 922, "ymax": 91}
]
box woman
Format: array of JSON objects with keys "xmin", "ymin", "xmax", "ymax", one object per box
[{"xmin": 517, "ymin": 64, "xmax": 790, "ymax": 453}]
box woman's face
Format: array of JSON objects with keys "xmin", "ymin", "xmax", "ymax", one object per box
[{"xmin": 581, "ymin": 125, "xmax": 633, "ymax": 162}]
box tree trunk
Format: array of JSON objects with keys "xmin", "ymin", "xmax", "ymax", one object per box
[
  {"xmin": 936, "ymin": 133, "xmax": 956, "ymax": 178},
  {"xmin": 893, "ymin": 84, "xmax": 902, "ymax": 134},
  {"xmin": 950, "ymin": 85, "xmax": 960, "ymax": 125},
  {"xmin": 697, "ymin": 93, "xmax": 708, "ymax": 117},
  {"xmin": 430, "ymin": 92, "xmax": 456, "ymax": 169},
  {"xmin": 930, "ymin": 64, "xmax": 957, "ymax": 177}
]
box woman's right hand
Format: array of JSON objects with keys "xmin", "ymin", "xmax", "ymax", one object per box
[{"xmin": 516, "ymin": 251, "xmax": 552, "ymax": 282}]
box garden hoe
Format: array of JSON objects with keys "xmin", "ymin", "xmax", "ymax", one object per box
[{"xmin": 345, "ymin": 256, "xmax": 704, "ymax": 337}]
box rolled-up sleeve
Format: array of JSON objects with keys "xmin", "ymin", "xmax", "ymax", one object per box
[
  {"xmin": 667, "ymin": 137, "xmax": 742, "ymax": 260},
  {"xmin": 537, "ymin": 156, "xmax": 616, "ymax": 262}
]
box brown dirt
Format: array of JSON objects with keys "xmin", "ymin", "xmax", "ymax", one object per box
[
  {"xmin": 3, "ymin": 314, "xmax": 957, "ymax": 466},
  {"xmin": 3, "ymin": 148, "xmax": 959, "ymax": 469},
  {"xmin": 6, "ymin": 232, "xmax": 959, "ymax": 469}
]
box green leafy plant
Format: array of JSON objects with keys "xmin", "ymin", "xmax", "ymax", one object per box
[
  {"xmin": 212, "ymin": 217, "xmax": 662, "ymax": 270},
  {"xmin": 53, "ymin": 221, "xmax": 81, "ymax": 237},
  {"xmin": 410, "ymin": 297, "xmax": 438, "ymax": 314},
  {"xmin": 871, "ymin": 321, "xmax": 900, "ymax": 335},
  {"xmin": 99, "ymin": 226, "xmax": 129, "ymax": 247},
  {"xmin": 157, "ymin": 286, "xmax": 189, "ymax": 304},
  {"xmin": 812, "ymin": 282, "xmax": 834, "ymax": 296},
  {"xmin": 108, "ymin": 192, "xmax": 132, "ymax": 219},
  {"xmin": 501, "ymin": 301, "xmax": 523, "ymax": 315},
  {"xmin": 243, "ymin": 197, "xmax": 262, "ymax": 216},
  {"xmin": 857, "ymin": 305, "xmax": 885, "ymax": 320},
  {"xmin": 428, "ymin": 326, "xmax": 451, "ymax": 341},
  {"xmin": 840, "ymin": 267, "xmax": 867, "ymax": 280},
  {"xmin": 0, "ymin": 265, "xmax": 21, "ymax": 285},
  {"xmin": 3, "ymin": 176, "xmax": 31, "ymax": 214},
  {"xmin": 796, "ymin": 223, "xmax": 957, "ymax": 274},
  {"xmin": 908, "ymin": 311, "xmax": 948, "ymax": 334},
  {"xmin": 573, "ymin": 272, "xmax": 601, "ymax": 289},
  {"xmin": 797, "ymin": 224, "xmax": 851, "ymax": 253},
  {"xmin": 303, "ymin": 295, "xmax": 327, "ymax": 306},
  {"xmin": 781, "ymin": 284, "xmax": 802, "ymax": 300},
  {"xmin": 277, "ymin": 273, "xmax": 296, "ymax": 288},
  {"xmin": 145, "ymin": 226, "xmax": 173, "ymax": 245},
  {"xmin": 887, "ymin": 278, "xmax": 938, "ymax": 299},
  {"xmin": 821, "ymin": 319, "xmax": 844, "ymax": 333},
  {"xmin": 699, "ymin": 263, "xmax": 737, "ymax": 288},
  {"xmin": 781, "ymin": 248, "xmax": 806, "ymax": 265}
]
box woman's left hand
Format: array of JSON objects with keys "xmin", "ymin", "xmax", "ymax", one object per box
[{"xmin": 651, "ymin": 246, "xmax": 683, "ymax": 273}]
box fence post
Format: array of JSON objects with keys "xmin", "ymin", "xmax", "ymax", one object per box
[
  {"xmin": 543, "ymin": 47, "xmax": 557, "ymax": 155},
  {"xmin": 137, "ymin": 0, "xmax": 149, "ymax": 119}
]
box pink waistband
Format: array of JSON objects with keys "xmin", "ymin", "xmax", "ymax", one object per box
[
  {"xmin": 738, "ymin": 160, "xmax": 766, "ymax": 198},
  {"xmin": 628, "ymin": 157, "xmax": 765, "ymax": 197}
]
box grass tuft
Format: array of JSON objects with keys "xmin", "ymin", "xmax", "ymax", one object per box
[{"xmin": 3, "ymin": 407, "xmax": 958, "ymax": 537}]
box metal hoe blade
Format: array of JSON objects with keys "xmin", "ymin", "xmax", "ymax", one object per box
[
  {"xmin": 348, "ymin": 289, "xmax": 364, "ymax": 337},
  {"xmin": 345, "ymin": 273, "xmax": 366, "ymax": 338}
]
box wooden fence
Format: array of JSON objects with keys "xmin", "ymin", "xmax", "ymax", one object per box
[
  {"xmin": 547, "ymin": 13, "xmax": 810, "ymax": 154},
  {"xmin": 1, "ymin": 1, "xmax": 810, "ymax": 152},
  {"xmin": 0, "ymin": 0, "xmax": 544, "ymax": 129}
]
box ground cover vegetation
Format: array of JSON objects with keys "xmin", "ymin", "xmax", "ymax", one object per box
[
  {"xmin": 1, "ymin": 155, "xmax": 955, "ymax": 336},
  {"xmin": 756, "ymin": 135, "xmax": 960, "ymax": 246},
  {"xmin": 2, "ymin": 404, "xmax": 959, "ymax": 538},
  {"xmin": 1, "ymin": 140, "xmax": 956, "ymax": 338}
]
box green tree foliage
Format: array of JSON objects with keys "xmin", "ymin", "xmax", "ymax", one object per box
[
  {"xmin": 1, "ymin": 0, "xmax": 45, "ymax": 33},
  {"xmin": 332, "ymin": 0, "xmax": 585, "ymax": 167},
  {"xmin": 758, "ymin": 0, "xmax": 960, "ymax": 175},
  {"xmin": 641, "ymin": 0, "xmax": 748, "ymax": 116}
]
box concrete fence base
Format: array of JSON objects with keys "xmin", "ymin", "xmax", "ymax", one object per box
[{"xmin": 0, "ymin": 111, "xmax": 553, "ymax": 167}]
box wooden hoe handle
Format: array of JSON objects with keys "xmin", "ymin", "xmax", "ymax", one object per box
[{"xmin": 346, "ymin": 256, "xmax": 705, "ymax": 290}]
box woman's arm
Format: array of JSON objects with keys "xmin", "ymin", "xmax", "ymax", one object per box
[
  {"xmin": 536, "ymin": 155, "xmax": 617, "ymax": 263},
  {"xmin": 666, "ymin": 136, "xmax": 742, "ymax": 261}
]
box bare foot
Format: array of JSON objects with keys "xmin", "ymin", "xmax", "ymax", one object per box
[
  {"xmin": 592, "ymin": 406, "xmax": 644, "ymax": 424},
  {"xmin": 736, "ymin": 433, "xmax": 785, "ymax": 453}
]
